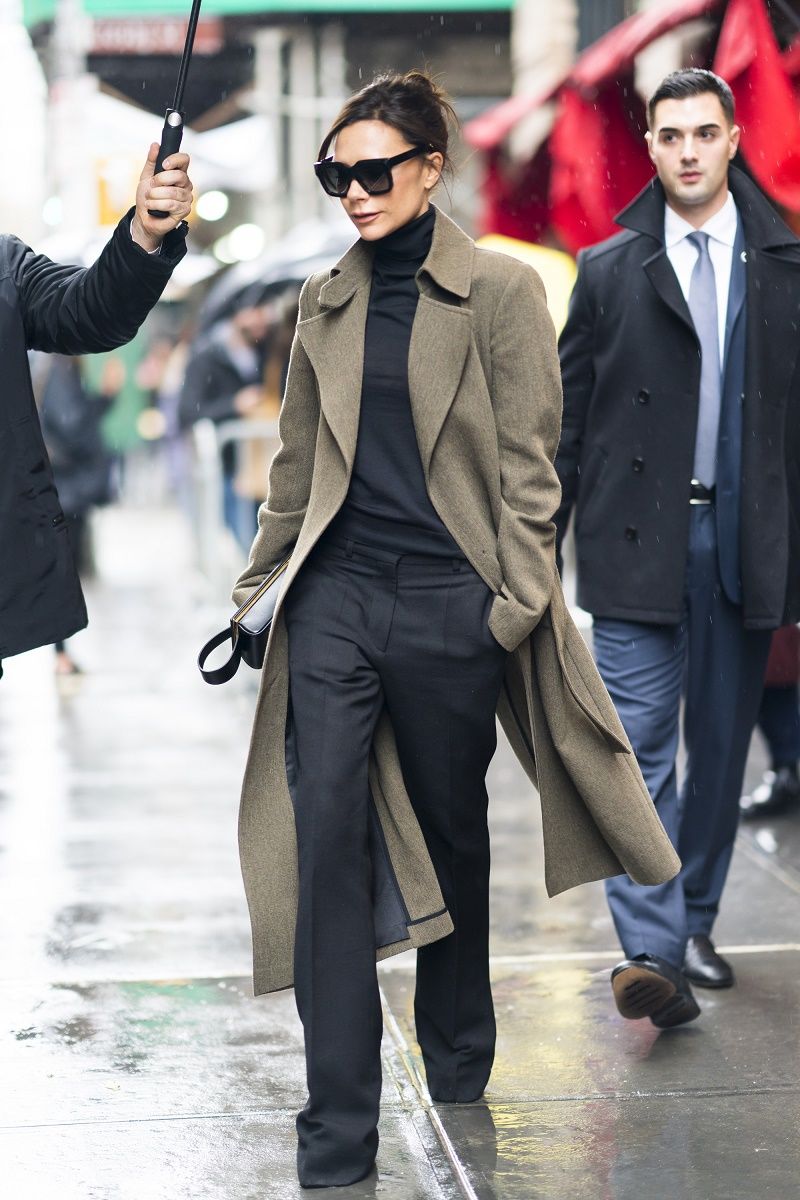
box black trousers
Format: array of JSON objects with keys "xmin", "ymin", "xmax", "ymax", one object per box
[{"xmin": 284, "ymin": 538, "xmax": 508, "ymax": 1187}]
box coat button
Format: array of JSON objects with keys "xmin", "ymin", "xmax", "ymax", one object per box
[
  {"xmin": 637, "ymin": 388, "xmax": 650, "ymax": 404},
  {"xmin": 632, "ymin": 457, "xmax": 644, "ymax": 473},
  {"xmin": 624, "ymin": 526, "xmax": 638, "ymax": 541}
]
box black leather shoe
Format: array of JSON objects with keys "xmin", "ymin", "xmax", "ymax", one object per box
[
  {"xmin": 610, "ymin": 955, "xmax": 699, "ymax": 1027},
  {"xmin": 740, "ymin": 765, "xmax": 800, "ymax": 820},
  {"xmin": 649, "ymin": 977, "xmax": 701, "ymax": 1029},
  {"xmin": 683, "ymin": 934, "xmax": 734, "ymax": 988}
]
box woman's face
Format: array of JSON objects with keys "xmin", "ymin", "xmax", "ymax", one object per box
[{"xmin": 332, "ymin": 120, "xmax": 443, "ymax": 241}]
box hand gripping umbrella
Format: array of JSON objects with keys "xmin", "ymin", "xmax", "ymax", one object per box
[{"xmin": 148, "ymin": 0, "xmax": 203, "ymax": 219}]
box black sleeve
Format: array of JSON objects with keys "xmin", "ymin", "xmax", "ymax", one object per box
[
  {"xmin": 554, "ymin": 250, "xmax": 596, "ymax": 564},
  {"xmin": 6, "ymin": 208, "xmax": 187, "ymax": 355}
]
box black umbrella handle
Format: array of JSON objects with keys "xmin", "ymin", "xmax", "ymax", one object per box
[{"xmin": 148, "ymin": 109, "xmax": 185, "ymax": 220}]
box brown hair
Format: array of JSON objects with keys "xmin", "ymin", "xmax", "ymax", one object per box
[{"xmin": 318, "ymin": 69, "xmax": 458, "ymax": 177}]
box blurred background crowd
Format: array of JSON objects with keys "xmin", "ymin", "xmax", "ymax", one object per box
[{"xmin": 3, "ymin": 0, "xmax": 799, "ymax": 812}]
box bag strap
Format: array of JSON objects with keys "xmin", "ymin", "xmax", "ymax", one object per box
[{"xmin": 198, "ymin": 626, "xmax": 242, "ymax": 685}]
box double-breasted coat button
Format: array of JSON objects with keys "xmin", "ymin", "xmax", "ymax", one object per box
[
  {"xmin": 637, "ymin": 388, "xmax": 650, "ymax": 404},
  {"xmin": 624, "ymin": 526, "xmax": 638, "ymax": 540},
  {"xmin": 632, "ymin": 457, "xmax": 644, "ymax": 472}
]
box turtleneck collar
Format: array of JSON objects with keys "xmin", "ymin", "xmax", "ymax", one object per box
[{"xmin": 372, "ymin": 206, "xmax": 435, "ymax": 265}]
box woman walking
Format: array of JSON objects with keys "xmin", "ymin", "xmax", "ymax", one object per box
[{"xmin": 233, "ymin": 71, "xmax": 679, "ymax": 1189}]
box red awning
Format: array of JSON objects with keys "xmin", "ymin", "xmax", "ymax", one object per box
[
  {"xmin": 714, "ymin": 0, "xmax": 800, "ymax": 208},
  {"xmin": 465, "ymin": 0, "xmax": 725, "ymax": 151}
]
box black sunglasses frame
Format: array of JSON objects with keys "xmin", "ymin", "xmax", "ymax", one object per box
[{"xmin": 313, "ymin": 146, "xmax": 429, "ymax": 197}]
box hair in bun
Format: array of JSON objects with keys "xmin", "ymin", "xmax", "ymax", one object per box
[{"xmin": 318, "ymin": 69, "xmax": 458, "ymax": 177}]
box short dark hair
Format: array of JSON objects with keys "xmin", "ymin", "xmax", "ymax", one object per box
[
  {"xmin": 318, "ymin": 69, "xmax": 458, "ymax": 177},
  {"xmin": 647, "ymin": 68, "xmax": 735, "ymax": 128}
]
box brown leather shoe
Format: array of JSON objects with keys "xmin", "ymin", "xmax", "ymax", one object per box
[
  {"xmin": 611, "ymin": 954, "xmax": 701, "ymax": 1028},
  {"xmin": 683, "ymin": 935, "xmax": 734, "ymax": 989}
]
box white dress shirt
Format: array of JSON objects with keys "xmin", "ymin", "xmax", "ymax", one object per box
[
  {"xmin": 129, "ymin": 219, "xmax": 162, "ymax": 255},
  {"xmin": 664, "ymin": 191, "xmax": 739, "ymax": 362}
]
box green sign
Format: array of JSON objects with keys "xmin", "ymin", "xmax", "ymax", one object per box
[{"xmin": 24, "ymin": 0, "xmax": 512, "ymax": 23}]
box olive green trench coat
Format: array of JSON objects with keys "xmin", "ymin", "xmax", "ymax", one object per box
[{"xmin": 233, "ymin": 206, "xmax": 680, "ymax": 997}]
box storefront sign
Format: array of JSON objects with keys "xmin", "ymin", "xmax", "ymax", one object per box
[{"xmin": 91, "ymin": 19, "xmax": 223, "ymax": 57}]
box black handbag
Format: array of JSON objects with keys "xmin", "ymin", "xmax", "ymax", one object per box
[{"xmin": 198, "ymin": 559, "xmax": 289, "ymax": 685}]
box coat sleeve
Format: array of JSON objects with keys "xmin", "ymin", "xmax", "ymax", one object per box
[
  {"xmin": 554, "ymin": 250, "xmax": 595, "ymax": 564},
  {"xmin": 487, "ymin": 263, "xmax": 563, "ymax": 652},
  {"xmin": 7, "ymin": 208, "xmax": 186, "ymax": 355},
  {"xmin": 232, "ymin": 277, "xmax": 320, "ymax": 607}
]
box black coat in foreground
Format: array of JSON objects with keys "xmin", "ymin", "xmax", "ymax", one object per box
[
  {"xmin": 0, "ymin": 210, "xmax": 186, "ymax": 663},
  {"xmin": 555, "ymin": 166, "xmax": 800, "ymax": 631}
]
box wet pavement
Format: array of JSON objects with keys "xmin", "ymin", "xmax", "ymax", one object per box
[{"xmin": 1, "ymin": 501, "xmax": 798, "ymax": 1199}]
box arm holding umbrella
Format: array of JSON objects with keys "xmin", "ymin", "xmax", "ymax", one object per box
[
  {"xmin": 132, "ymin": 143, "xmax": 194, "ymax": 252},
  {"xmin": 8, "ymin": 146, "xmax": 193, "ymax": 356}
]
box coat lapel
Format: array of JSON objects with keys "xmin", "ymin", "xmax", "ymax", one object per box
[
  {"xmin": 406, "ymin": 207, "xmax": 475, "ymax": 474},
  {"xmin": 728, "ymin": 164, "xmax": 800, "ymax": 414},
  {"xmin": 642, "ymin": 250, "xmax": 695, "ymax": 338},
  {"xmin": 408, "ymin": 296, "xmax": 472, "ymax": 474},
  {"xmin": 615, "ymin": 175, "xmax": 695, "ymax": 338},
  {"xmin": 295, "ymin": 281, "xmax": 370, "ymax": 473},
  {"xmin": 746, "ymin": 246, "xmax": 800, "ymax": 410},
  {"xmin": 723, "ymin": 218, "xmax": 746, "ymax": 367},
  {"xmin": 296, "ymin": 206, "xmax": 477, "ymax": 477}
]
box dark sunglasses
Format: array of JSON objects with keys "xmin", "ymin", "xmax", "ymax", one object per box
[{"xmin": 314, "ymin": 146, "xmax": 428, "ymax": 197}]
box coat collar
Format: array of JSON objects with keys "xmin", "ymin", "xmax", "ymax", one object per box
[
  {"xmin": 317, "ymin": 204, "xmax": 475, "ymax": 309},
  {"xmin": 615, "ymin": 164, "xmax": 799, "ymax": 252}
]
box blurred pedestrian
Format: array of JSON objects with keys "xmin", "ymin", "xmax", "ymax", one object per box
[
  {"xmin": 136, "ymin": 333, "xmax": 175, "ymax": 409},
  {"xmin": 38, "ymin": 355, "xmax": 124, "ymax": 675},
  {"xmin": 179, "ymin": 298, "xmax": 270, "ymax": 547},
  {"xmin": 231, "ymin": 70, "xmax": 678, "ymax": 1189},
  {"xmin": 556, "ymin": 69, "xmax": 800, "ymax": 1026},
  {"xmin": 234, "ymin": 288, "xmax": 300, "ymax": 531},
  {"xmin": 0, "ymin": 144, "xmax": 193, "ymax": 680},
  {"xmin": 741, "ymin": 625, "xmax": 800, "ymax": 819},
  {"xmin": 141, "ymin": 323, "xmax": 194, "ymax": 503}
]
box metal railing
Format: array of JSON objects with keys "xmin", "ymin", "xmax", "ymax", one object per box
[{"xmin": 190, "ymin": 417, "xmax": 281, "ymax": 593}]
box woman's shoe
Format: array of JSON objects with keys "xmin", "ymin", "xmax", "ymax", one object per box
[
  {"xmin": 298, "ymin": 1161, "xmax": 377, "ymax": 1190},
  {"xmin": 424, "ymin": 1056, "xmax": 492, "ymax": 1104},
  {"xmin": 427, "ymin": 1083, "xmax": 486, "ymax": 1104},
  {"xmin": 296, "ymin": 1107, "xmax": 379, "ymax": 1190}
]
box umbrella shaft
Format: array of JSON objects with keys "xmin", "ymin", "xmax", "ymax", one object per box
[{"xmin": 173, "ymin": 0, "xmax": 204, "ymax": 111}]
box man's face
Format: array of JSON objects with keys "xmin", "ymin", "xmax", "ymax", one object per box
[
  {"xmin": 234, "ymin": 305, "xmax": 271, "ymax": 345},
  {"xmin": 646, "ymin": 93, "xmax": 740, "ymax": 211}
]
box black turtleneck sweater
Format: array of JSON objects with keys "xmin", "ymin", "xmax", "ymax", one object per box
[{"xmin": 325, "ymin": 206, "xmax": 462, "ymax": 557}]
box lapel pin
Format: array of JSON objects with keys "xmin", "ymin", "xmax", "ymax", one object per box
[{"xmin": 740, "ymin": 250, "xmax": 747, "ymax": 263}]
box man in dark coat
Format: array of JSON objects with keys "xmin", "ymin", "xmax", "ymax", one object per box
[
  {"xmin": 555, "ymin": 69, "xmax": 800, "ymax": 1027},
  {"xmin": 0, "ymin": 143, "xmax": 193, "ymax": 678}
]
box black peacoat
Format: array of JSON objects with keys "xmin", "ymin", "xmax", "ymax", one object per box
[
  {"xmin": 0, "ymin": 210, "xmax": 186, "ymax": 665},
  {"xmin": 555, "ymin": 166, "xmax": 800, "ymax": 631}
]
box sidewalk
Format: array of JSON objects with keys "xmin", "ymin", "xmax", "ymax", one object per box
[{"xmin": 1, "ymin": 501, "xmax": 798, "ymax": 1200}]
